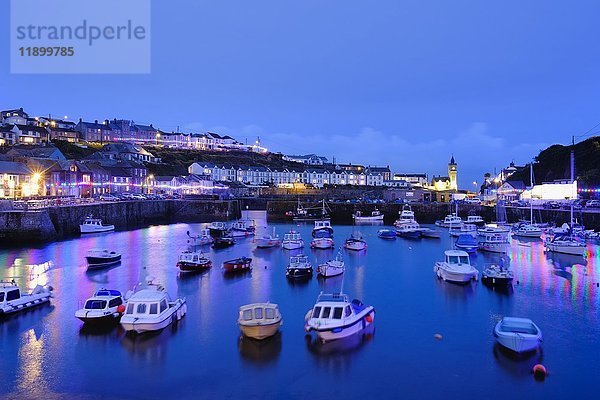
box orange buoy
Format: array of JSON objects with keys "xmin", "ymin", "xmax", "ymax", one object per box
[
  {"xmin": 533, "ymin": 364, "xmax": 547, "ymax": 380},
  {"xmin": 434, "ymin": 333, "xmax": 443, "ymax": 340},
  {"xmin": 365, "ymin": 314, "xmax": 373, "ymax": 323},
  {"xmin": 117, "ymin": 305, "xmax": 126, "ymax": 314}
]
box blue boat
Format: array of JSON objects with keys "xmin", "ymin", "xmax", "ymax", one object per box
[
  {"xmin": 455, "ymin": 234, "xmax": 478, "ymax": 253},
  {"xmin": 377, "ymin": 229, "xmax": 397, "ymax": 240}
]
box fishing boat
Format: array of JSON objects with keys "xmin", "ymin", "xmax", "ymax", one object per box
[
  {"xmin": 85, "ymin": 249, "xmax": 122, "ymax": 269},
  {"xmin": 176, "ymin": 250, "xmax": 212, "ymax": 273},
  {"xmin": 545, "ymin": 235, "xmax": 586, "ymax": 256},
  {"xmin": 494, "ymin": 317, "xmax": 542, "ymax": 353},
  {"xmin": 317, "ymin": 250, "xmax": 345, "ymax": 278},
  {"xmin": 312, "ymin": 220, "xmax": 334, "ymax": 238},
  {"xmin": 0, "ymin": 281, "xmax": 53, "ymax": 317},
  {"xmin": 478, "ymin": 231, "xmax": 510, "ymax": 253},
  {"xmin": 75, "ymin": 289, "xmax": 125, "ymax": 325},
  {"xmin": 230, "ymin": 220, "xmax": 256, "ymax": 238},
  {"xmin": 208, "ymin": 221, "xmax": 229, "ymax": 238},
  {"xmin": 449, "ymin": 224, "xmax": 478, "ymax": 238},
  {"xmin": 187, "ymin": 229, "xmax": 213, "ymax": 246},
  {"xmin": 238, "ymin": 303, "xmax": 283, "ymax": 340},
  {"xmin": 293, "ymin": 199, "xmax": 330, "ymax": 222},
  {"xmin": 353, "ymin": 209, "xmax": 384, "ymax": 222},
  {"xmin": 435, "ymin": 213, "xmax": 463, "ymax": 228},
  {"xmin": 212, "ymin": 236, "xmax": 235, "ymax": 249},
  {"xmin": 120, "ymin": 279, "xmax": 186, "ymax": 334},
  {"xmin": 394, "ymin": 204, "xmax": 416, "ymax": 228},
  {"xmin": 513, "ymin": 163, "xmax": 542, "ymax": 239},
  {"xmin": 304, "ymin": 292, "xmax": 375, "ymax": 342},
  {"xmin": 465, "ymin": 215, "xmax": 485, "ymax": 226},
  {"xmin": 420, "ymin": 228, "xmax": 441, "ymax": 238},
  {"xmin": 455, "ymin": 234, "xmax": 478, "ymax": 253},
  {"xmin": 377, "ymin": 229, "xmax": 396, "ymax": 240},
  {"xmin": 310, "ymin": 237, "xmax": 335, "ymax": 249},
  {"xmin": 255, "ymin": 228, "xmax": 281, "ymax": 248},
  {"xmin": 481, "ymin": 264, "xmax": 514, "ymax": 286},
  {"xmin": 223, "ymin": 257, "xmax": 252, "ymax": 273},
  {"xmin": 433, "ymin": 250, "xmax": 478, "ymax": 283},
  {"xmin": 285, "ymin": 255, "xmax": 313, "ymax": 279},
  {"xmin": 344, "ymin": 232, "xmax": 367, "ymax": 251},
  {"xmin": 79, "ymin": 215, "xmax": 115, "ymax": 234},
  {"xmin": 395, "ymin": 222, "xmax": 421, "ymax": 239},
  {"xmin": 282, "ymin": 230, "xmax": 304, "ymax": 250},
  {"xmin": 477, "ymin": 225, "xmax": 511, "ymax": 236}
]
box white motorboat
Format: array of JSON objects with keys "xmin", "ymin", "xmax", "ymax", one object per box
[
  {"xmin": 394, "ymin": 205, "xmax": 416, "ymax": 228},
  {"xmin": 187, "ymin": 229, "xmax": 214, "ymax": 246},
  {"xmin": 208, "ymin": 221, "xmax": 229, "ymax": 237},
  {"xmin": 0, "ymin": 281, "xmax": 53, "ymax": 316},
  {"xmin": 282, "ymin": 230, "xmax": 304, "ymax": 250},
  {"xmin": 238, "ymin": 303, "xmax": 282, "ymax": 340},
  {"xmin": 478, "ymin": 231, "xmax": 510, "ymax": 253},
  {"xmin": 75, "ymin": 289, "xmax": 125, "ymax": 325},
  {"xmin": 395, "ymin": 222, "xmax": 421, "ymax": 239},
  {"xmin": 420, "ymin": 228, "xmax": 441, "ymax": 238},
  {"xmin": 344, "ymin": 232, "xmax": 367, "ymax": 251},
  {"xmin": 85, "ymin": 249, "xmax": 122, "ymax": 269},
  {"xmin": 120, "ymin": 279, "xmax": 187, "ymax": 334},
  {"xmin": 512, "ymin": 223, "xmax": 542, "ymax": 238},
  {"xmin": 353, "ymin": 209, "xmax": 384, "ymax": 222},
  {"xmin": 465, "ymin": 215, "xmax": 485, "ymax": 225},
  {"xmin": 433, "ymin": 250, "xmax": 478, "ymax": 283},
  {"xmin": 176, "ymin": 250, "xmax": 212, "ymax": 273},
  {"xmin": 255, "ymin": 228, "xmax": 281, "ymax": 248},
  {"xmin": 304, "ymin": 292, "xmax": 375, "ymax": 342},
  {"xmin": 545, "ymin": 235, "xmax": 586, "ymax": 256},
  {"xmin": 477, "ymin": 225, "xmax": 511, "ymax": 236},
  {"xmin": 312, "ymin": 220, "xmax": 334, "ymax": 238},
  {"xmin": 311, "ymin": 237, "xmax": 335, "ymax": 249},
  {"xmin": 80, "ymin": 216, "xmax": 115, "ymax": 234},
  {"xmin": 286, "ymin": 255, "xmax": 313, "ymax": 279},
  {"xmin": 435, "ymin": 213, "xmax": 463, "ymax": 228},
  {"xmin": 449, "ymin": 224, "xmax": 477, "ymax": 238},
  {"xmin": 494, "ymin": 317, "xmax": 542, "ymax": 353},
  {"xmin": 230, "ymin": 220, "xmax": 256, "ymax": 238},
  {"xmin": 317, "ymin": 250, "xmax": 345, "ymax": 278}
]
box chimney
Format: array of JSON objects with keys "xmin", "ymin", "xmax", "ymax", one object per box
[
  {"xmin": 94, "ymin": 120, "xmax": 98, "ymax": 124},
  {"xmin": 150, "ymin": 124, "xmax": 154, "ymax": 128},
  {"xmin": 104, "ymin": 119, "xmax": 109, "ymax": 125},
  {"xmin": 79, "ymin": 118, "xmax": 82, "ymax": 123}
]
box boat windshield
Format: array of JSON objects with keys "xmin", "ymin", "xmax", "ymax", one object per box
[
  {"xmin": 0, "ymin": 292, "xmax": 4, "ymax": 302},
  {"xmin": 448, "ymin": 255, "xmax": 469, "ymax": 264},
  {"xmin": 85, "ymin": 300, "xmax": 107, "ymax": 310}
]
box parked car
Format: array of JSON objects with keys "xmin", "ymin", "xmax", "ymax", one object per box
[
  {"xmin": 544, "ymin": 201, "xmax": 561, "ymax": 209},
  {"xmin": 99, "ymin": 194, "xmax": 119, "ymax": 201},
  {"xmin": 585, "ymin": 200, "xmax": 600, "ymax": 208}
]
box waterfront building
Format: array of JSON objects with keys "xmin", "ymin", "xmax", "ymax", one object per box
[
  {"xmin": 98, "ymin": 143, "xmax": 160, "ymax": 163},
  {"xmin": 0, "ymin": 160, "xmax": 34, "ymax": 198},
  {"xmin": 0, "ymin": 108, "xmax": 29, "ymax": 126},
  {"xmin": 393, "ymin": 173, "xmax": 428, "ymax": 187},
  {"xmin": 76, "ymin": 119, "xmax": 110, "ymax": 143}
]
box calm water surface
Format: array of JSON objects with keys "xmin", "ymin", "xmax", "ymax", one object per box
[{"xmin": 1, "ymin": 216, "xmax": 599, "ymax": 399}]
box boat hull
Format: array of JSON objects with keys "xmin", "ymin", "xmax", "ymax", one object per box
[
  {"xmin": 482, "ymin": 275, "xmax": 513, "ymax": 286},
  {"xmin": 311, "ymin": 238, "xmax": 334, "ymax": 249},
  {"xmin": 0, "ymin": 293, "xmax": 51, "ymax": 315},
  {"xmin": 121, "ymin": 301, "xmax": 186, "ymax": 334},
  {"xmin": 282, "ymin": 241, "xmax": 304, "ymax": 250},
  {"xmin": 86, "ymin": 255, "xmax": 121, "ymax": 268},
  {"xmin": 177, "ymin": 261, "xmax": 212, "ymax": 272},
  {"xmin": 344, "ymin": 241, "xmax": 367, "ymax": 251},
  {"xmin": 286, "ymin": 267, "xmax": 313, "ymax": 279},
  {"xmin": 255, "ymin": 238, "xmax": 280, "ymax": 248},
  {"xmin": 80, "ymin": 225, "xmax": 114, "ymax": 234},
  {"xmin": 354, "ymin": 216, "xmax": 384, "ymax": 222},
  {"xmin": 223, "ymin": 259, "xmax": 252, "ymax": 272},
  {"xmin": 478, "ymin": 242, "xmax": 509, "ymax": 253},
  {"xmin": 545, "ymin": 243, "xmax": 586, "ymax": 256},
  {"xmin": 434, "ymin": 263, "xmax": 478, "ymax": 283},
  {"xmin": 239, "ymin": 321, "xmax": 281, "ymax": 340},
  {"xmin": 494, "ymin": 320, "xmax": 542, "ymax": 353},
  {"xmin": 75, "ymin": 310, "xmax": 121, "ymax": 325},
  {"xmin": 309, "ymin": 308, "xmax": 375, "ymax": 342}
]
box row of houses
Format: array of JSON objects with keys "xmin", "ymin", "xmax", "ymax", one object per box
[{"xmin": 0, "ymin": 108, "xmax": 267, "ymax": 153}]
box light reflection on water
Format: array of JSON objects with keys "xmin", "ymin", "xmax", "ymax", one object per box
[{"xmin": 1, "ymin": 220, "xmax": 599, "ymax": 399}]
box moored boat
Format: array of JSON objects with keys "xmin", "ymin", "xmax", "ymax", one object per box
[
  {"xmin": 377, "ymin": 229, "xmax": 396, "ymax": 240},
  {"xmin": 223, "ymin": 257, "xmax": 252, "ymax": 273},
  {"xmin": 85, "ymin": 249, "xmax": 122, "ymax": 269},
  {"xmin": 465, "ymin": 215, "xmax": 485, "ymax": 226},
  {"xmin": 212, "ymin": 237, "xmax": 235, "ymax": 249},
  {"xmin": 395, "ymin": 222, "xmax": 421, "ymax": 239},
  {"xmin": 478, "ymin": 231, "xmax": 510, "ymax": 253},
  {"xmin": 208, "ymin": 221, "xmax": 228, "ymax": 238},
  {"xmin": 512, "ymin": 223, "xmax": 542, "ymax": 238},
  {"xmin": 455, "ymin": 234, "xmax": 478, "ymax": 253},
  {"xmin": 494, "ymin": 317, "xmax": 542, "ymax": 353},
  {"xmin": 238, "ymin": 303, "xmax": 282, "ymax": 340},
  {"xmin": 282, "ymin": 230, "xmax": 304, "ymax": 250},
  {"xmin": 0, "ymin": 281, "xmax": 53, "ymax": 317},
  {"xmin": 75, "ymin": 289, "xmax": 125, "ymax": 325},
  {"xmin": 187, "ymin": 229, "xmax": 214, "ymax": 246},
  {"xmin": 80, "ymin": 215, "xmax": 115, "ymax": 234},
  {"xmin": 285, "ymin": 255, "xmax": 313, "ymax": 279},
  {"xmin": 420, "ymin": 228, "xmax": 441, "ymax": 238},
  {"xmin": 255, "ymin": 228, "xmax": 281, "ymax": 248},
  {"xmin": 435, "ymin": 214, "xmax": 463, "ymax": 228},
  {"xmin": 312, "ymin": 220, "xmax": 334, "ymax": 238},
  {"xmin": 311, "ymin": 237, "xmax": 335, "ymax": 249},
  {"xmin": 230, "ymin": 220, "xmax": 256, "ymax": 238},
  {"xmin": 176, "ymin": 250, "xmax": 212, "ymax": 273},
  {"xmin": 353, "ymin": 209, "xmax": 384, "ymax": 222},
  {"xmin": 433, "ymin": 250, "xmax": 478, "ymax": 283},
  {"xmin": 120, "ymin": 279, "xmax": 186, "ymax": 334},
  {"xmin": 449, "ymin": 223, "xmax": 477, "ymax": 238},
  {"xmin": 545, "ymin": 235, "xmax": 586, "ymax": 256},
  {"xmin": 394, "ymin": 205, "xmax": 416, "ymax": 228},
  {"xmin": 317, "ymin": 250, "xmax": 345, "ymax": 278},
  {"xmin": 343, "ymin": 232, "xmax": 367, "ymax": 251},
  {"xmin": 304, "ymin": 292, "xmax": 375, "ymax": 342},
  {"xmin": 481, "ymin": 264, "xmax": 514, "ymax": 286}
]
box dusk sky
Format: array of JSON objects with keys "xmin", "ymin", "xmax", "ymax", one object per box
[{"xmin": 3, "ymin": 0, "xmax": 600, "ymax": 189}]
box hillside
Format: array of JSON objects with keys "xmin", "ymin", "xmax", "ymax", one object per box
[{"xmin": 509, "ymin": 136, "xmax": 600, "ymax": 186}]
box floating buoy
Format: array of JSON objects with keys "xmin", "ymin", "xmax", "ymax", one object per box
[
  {"xmin": 365, "ymin": 314, "xmax": 373, "ymax": 323},
  {"xmin": 434, "ymin": 333, "xmax": 443, "ymax": 340},
  {"xmin": 117, "ymin": 305, "xmax": 126, "ymax": 314},
  {"xmin": 533, "ymin": 364, "xmax": 547, "ymax": 380}
]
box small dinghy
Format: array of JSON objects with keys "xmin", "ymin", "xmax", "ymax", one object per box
[
  {"xmin": 304, "ymin": 292, "xmax": 375, "ymax": 342},
  {"xmin": 120, "ymin": 278, "xmax": 186, "ymax": 334},
  {"xmin": 494, "ymin": 317, "xmax": 542, "ymax": 353},
  {"xmin": 212, "ymin": 237, "xmax": 235, "ymax": 249},
  {"xmin": 434, "ymin": 250, "xmax": 478, "ymax": 283},
  {"xmin": 85, "ymin": 249, "xmax": 122, "ymax": 269},
  {"xmin": 482, "ymin": 264, "xmax": 514, "ymax": 286},
  {"xmin": 187, "ymin": 229, "xmax": 213, "ymax": 246},
  {"xmin": 177, "ymin": 250, "xmax": 212, "ymax": 273},
  {"xmin": 0, "ymin": 281, "xmax": 53, "ymax": 317},
  {"xmin": 377, "ymin": 229, "xmax": 396, "ymax": 240},
  {"xmin": 344, "ymin": 233, "xmax": 367, "ymax": 251},
  {"xmin": 75, "ymin": 289, "xmax": 125, "ymax": 325},
  {"xmin": 317, "ymin": 250, "xmax": 345, "ymax": 278},
  {"xmin": 286, "ymin": 255, "xmax": 313, "ymax": 279},
  {"xmin": 238, "ymin": 303, "xmax": 283, "ymax": 340},
  {"xmin": 311, "ymin": 237, "xmax": 335, "ymax": 249},
  {"xmin": 455, "ymin": 234, "xmax": 478, "ymax": 253},
  {"xmin": 223, "ymin": 257, "xmax": 252, "ymax": 273}
]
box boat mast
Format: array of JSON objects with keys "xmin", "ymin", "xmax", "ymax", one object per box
[
  {"xmin": 529, "ymin": 161, "xmax": 534, "ymax": 224},
  {"xmin": 570, "ymin": 136, "xmax": 575, "ymax": 231}
]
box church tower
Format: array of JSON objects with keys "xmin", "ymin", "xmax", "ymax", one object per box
[{"xmin": 448, "ymin": 155, "xmax": 457, "ymax": 191}]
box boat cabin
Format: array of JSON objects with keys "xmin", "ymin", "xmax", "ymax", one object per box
[
  {"xmin": 444, "ymin": 214, "xmax": 462, "ymax": 224},
  {"xmin": 314, "ymin": 220, "xmax": 332, "ymax": 229},
  {"xmin": 239, "ymin": 303, "xmax": 281, "ymax": 324},
  {"xmin": 444, "ymin": 250, "xmax": 470, "ymax": 265},
  {"xmin": 178, "ymin": 251, "xmax": 207, "ymax": 263},
  {"xmin": 480, "ymin": 232, "xmax": 509, "ymax": 243},
  {"xmin": 82, "ymin": 217, "xmax": 104, "ymax": 226},
  {"xmin": 84, "ymin": 289, "xmax": 123, "ymax": 311},
  {"xmin": 0, "ymin": 282, "xmax": 21, "ymax": 304},
  {"xmin": 290, "ymin": 255, "xmax": 310, "ymax": 266},
  {"xmin": 310, "ymin": 293, "xmax": 361, "ymax": 321},
  {"xmin": 284, "ymin": 232, "xmax": 302, "ymax": 241},
  {"xmin": 124, "ymin": 288, "xmax": 171, "ymax": 318}
]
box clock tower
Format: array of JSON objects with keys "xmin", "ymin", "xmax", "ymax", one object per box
[{"xmin": 448, "ymin": 155, "xmax": 457, "ymax": 191}]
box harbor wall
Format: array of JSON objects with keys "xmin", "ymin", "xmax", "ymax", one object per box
[{"xmin": 0, "ymin": 200, "xmax": 240, "ymax": 245}]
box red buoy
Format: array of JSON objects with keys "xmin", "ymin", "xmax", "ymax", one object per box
[
  {"xmin": 365, "ymin": 314, "xmax": 373, "ymax": 323},
  {"xmin": 533, "ymin": 364, "xmax": 547, "ymax": 380},
  {"xmin": 117, "ymin": 305, "xmax": 126, "ymax": 314}
]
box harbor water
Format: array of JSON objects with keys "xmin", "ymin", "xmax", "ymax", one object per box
[{"xmin": 1, "ymin": 215, "xmax": 599, "ymax": 399}]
